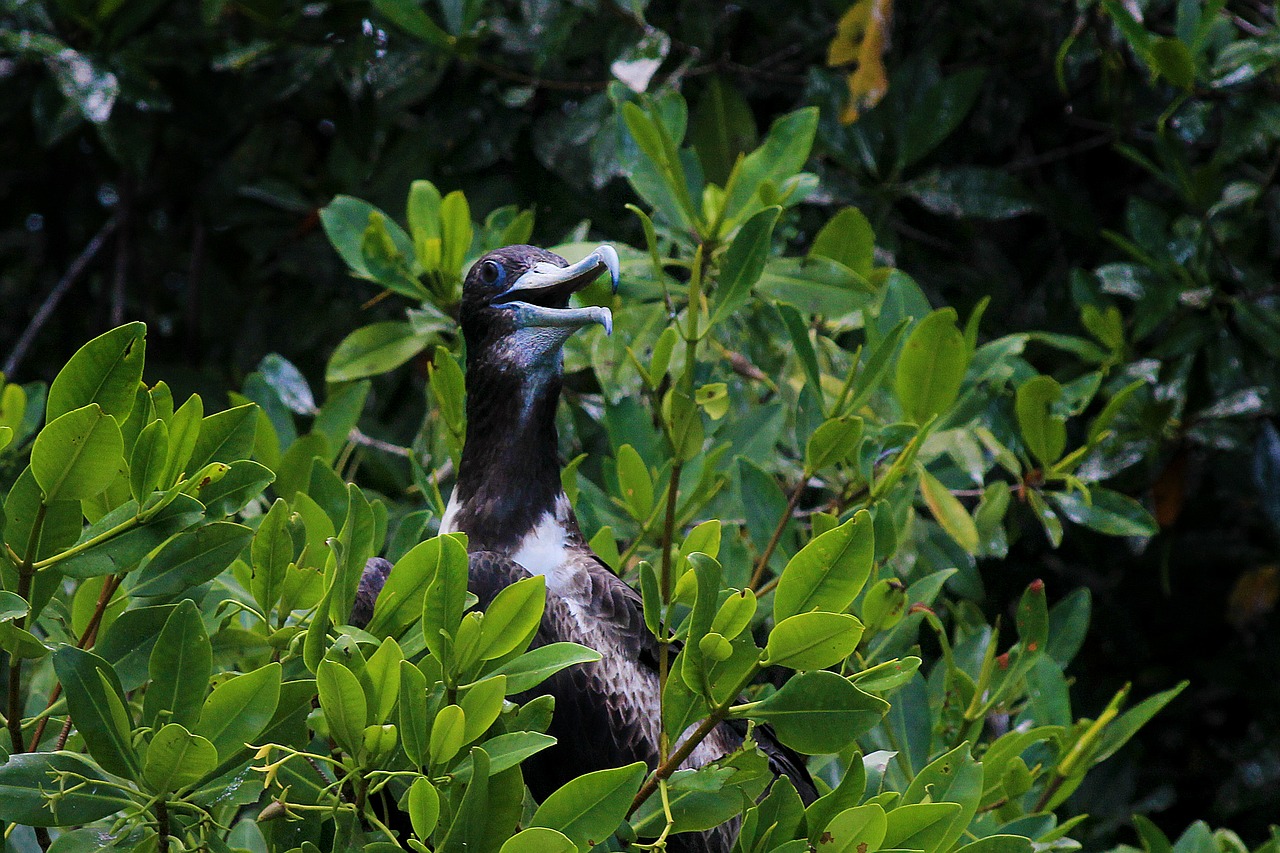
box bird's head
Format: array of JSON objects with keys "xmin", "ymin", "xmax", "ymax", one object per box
[{"xmin": 459, "ymin": 244, "xmax": 619, "ymax": 371}]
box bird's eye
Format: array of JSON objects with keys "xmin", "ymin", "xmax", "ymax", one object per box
[{"xmin": 478, "ymin": 260, "xmax": 502, "ymax": 286}]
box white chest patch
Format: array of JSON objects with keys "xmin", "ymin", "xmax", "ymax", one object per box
[
  {"xmin": 511, "ymin": 495, "xmax": 575, "ymax": 591},
  {"xmin": 438, "ymin": 492, "xmax": 461, "ymax": 535}
]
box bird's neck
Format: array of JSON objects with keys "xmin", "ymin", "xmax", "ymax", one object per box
[{"xmin": 447, "ymin": 358, "xmax": 568, "ymax": 552}]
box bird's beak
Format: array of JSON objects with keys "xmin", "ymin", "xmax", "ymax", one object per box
[{"xmin": 493, "ymin": 245, "xmax": 619, "ymax": 335}]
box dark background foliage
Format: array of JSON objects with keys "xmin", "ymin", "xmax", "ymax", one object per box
[{"xmin": 3, "ymin": 0, "xmax": 1279, "ymax": 844}]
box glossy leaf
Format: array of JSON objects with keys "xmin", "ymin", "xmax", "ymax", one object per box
[
  {"xmin": 530, "ymin": 761, "xmax": 647, "ymax": 852},
  {"xmin": 31, "ymin": 404, "xmax": 125, "ymax": 501},
  {"xmin": 743, "ymin": 670, "xmax": 888, "ymax": 754},
  {"xmin": 46, "ymin": 322, "xmax": 146, "ymax": 422},
  {"xmin": 774, "ymin": 510, "xmax": 874, "ymax": 623},
  {"xmin": 143, "ymin": 599, "xmax": 211, "ymax": 729},
  {"xmin": 53, "ymin": 647, "xmax": 138, "ymax": 779},
  {"xmin": 764, "ymin": 611, "xmax": 864, "ymax": 670},
  {"xmin": 487, "ymin": 642, "xmax": 602, "ymax": 693},
  {"xmin": 131, "ymin": 522, "xmax": 253, "ymax": 598},
  {"xmin": 0, "ymin": 752, "xmax": 132, "ymax": 827},
  {"xmin": 896, "ymin": 309, "xmax": 969, "ymax": 424},
  {"xmin": 141, "ymin": 723, "xmax": 217, "ymax": 793},
  {"xmin": 193, "ymin": 662, "xmax": 282, "ymax": 764}
]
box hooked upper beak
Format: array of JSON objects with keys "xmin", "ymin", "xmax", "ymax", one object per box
[{"xmin": 492, "ymin": 245, "xmax": 619, "ymax": 335}]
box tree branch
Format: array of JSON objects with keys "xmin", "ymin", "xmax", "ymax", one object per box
[{"xmin": 4, "ymin": 215, "xmax": 119, "ymax": 378}]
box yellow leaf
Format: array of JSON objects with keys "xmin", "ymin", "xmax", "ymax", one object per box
[{"xmin": 827, "ymin": 0, "xmax": 894, "ymax": 124}]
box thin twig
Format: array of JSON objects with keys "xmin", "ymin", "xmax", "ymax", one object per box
[
  {"xmin": 28, "ymin": 574, "xmax": 123, "ymax": 750},
  {"xmin": 110, "ymin": 179, "xmax": 131, "ymax": 327},
  {"xmin": 747, "ymin": 478, "xmax": 806, "ymax": 590},
  {"xmin": 185, "ymin": 220, "xmax": 205, "ymax": 363},
  {"xmin": 4, "ymin": 215, "xmax": 119, "ymax": 377}
]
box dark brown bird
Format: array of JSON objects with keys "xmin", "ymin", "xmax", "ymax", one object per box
[{"xmin": 357, "ymin": 245, "xmax": 815, "ymax": 851}]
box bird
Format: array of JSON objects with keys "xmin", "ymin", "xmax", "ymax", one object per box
[{"xmin": 355, "ymin": 244, "xmax": 815, "ymax": 851}]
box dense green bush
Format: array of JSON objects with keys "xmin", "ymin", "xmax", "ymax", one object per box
[
  {"xmin": 3, "ymin": 0, "xmax": 1279, "ymax": 847},
  {"xmin": 0, "ymin": 88, "xmax": 1203, "ymax": 852}
]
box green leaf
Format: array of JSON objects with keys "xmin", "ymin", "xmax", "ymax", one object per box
[
  {"xmin": 46, "ymin": 322, "xmax": 146, "ymax": 422},
  {"xmin": 630, "ymin": 765, "xmax": 743, "ymax": 836},
  {"xmin": 53, "ymin": 647, "xmax": 139, "ymax": 779},
  {"xmin": 722, "ymin": 107, "xmax": 818, "ymax": 226},
  {"xmin": 902, "ymin": 744, "xmax": 983, "ymax": 853},
  {"xmin": 327, "ymin": 322, "xmax": 432, "ymax": 383},
  {"xmin": 712, "ymin": 205, "xmax": 780, "ymax": 323},
  {"xmin": 251, "ymin": 498, "xmax": 293, "ymax": 614},
  {"xmin": 1016, "ymin": 375, "xmax": 1067, "ymax": 468},
  {"xmin": 954, "ymin": 836, "xmax": 1035, "ymax": 853},
  {"xmin": 161, "ymin": 394, "xmax": 203, "ymax": 488},
  {"xmin": 460, "ymin": 675, "xmax": 507, "ymax": 742},
  {"xmin": 399, "ymin": 661, "xmax": 431, "ymax": 767},
  {"xmin": 364, "ymin": 637, "xmax": 404, "ymax": 724},
  {"xmin": 440, "ymin": 190, "xmax": 473, "ymax": 278},
  {"xmin": 487, "ymin": 642, "xmax": 602, "ymax": 693},
  {"xmin": 898, "ymin": 69, "xmax": 986, "ymax": 169},
  {"xmin": 143, "ymin": 599, "xmax": 212, "ymax": 729},
  {"xmin": 662, "ymin": 390, "xmax": 704, "ymax": 462},
  {"xmin": 621, "ymin": 102, "xmax": 698, "ymax": 231},
  {"xmin": 764, "ymin": 612, "xmax": 864, "ymax": 670},
  {"xmin": 429, "ymin": 346, "xmax": 467, "ymax": 439},
  {"xmin": 500, "ymin": 828, "xmax": 577, "ymax": 853},
  {"xmin": 689, "ymin": 75, "xmax": 758, "ymax": 185},
  {"xmin": 1050, "ymin": 488, "xmax": 1158, "ymax": 537},
  {"xmin": 756, "ymin": 256, "xmax": 875, "ymax": 318},
  {"xmin": 0, "ymin": 752, "xmax": 132, "ymax": 827},
  {"xmin": 743, "ymin": 670, "xmax": 888, "ymax": 755},
  {"xmin": 187, "ymin": 460, "xmax": 273, "ymax": 516},
  {"xmin": 774, "ymin": 510, "xmax": 874, "ymax": 623},
  {"xmin": 329, "ymin": 483, "xmax": 376, "ymax": 623},
  {"xmin": 810, "ymin": 207, "xmax": 875, "ymax": 278},
  {"xmin": 1047, "ymin": 588, "xmax": 1091, "ymax": 668},
  {"xmin": 364, "ymin": 535, "xmax": 452, "ymax": 638},
  {"xmin": 371, "ymin": 0, "xmax": 452, "ymax": 47},
  {"xmin": 819, "ymin": 803, "xmax": 887, "ymax": 853},
  {"xmin": 1151, "ymin": 37, "xmax": 1196, "ymax": 89},
  {"xmin": 408, "ymin": 777, "xmax": 441, "ymax": 840},
  {"xmin": 918, "ymin": 468, "xmax": 979, "ymax": 554},
  {"xmin": 321, "ymin": 196, "xmax": 414, "ymax": 277},
  {"xmin": 859, "ymin": 577, "xmax": 907, "ymax": 635},
  {"xmin": 616, "ymin": 444, "xmax": 655, "ymax": 520},
  {"xmin": 317, "ymin": 660, "xmax": 368, "ymax": 754},
  {"xmin": 131, "ymin": 522, "xmax": 253, "ymax": 598},
  {"xmin": 32, "ymin": 404, "xmax": 125, "ymax": 501},
  {"xmin": 186, "ymin": 403, "xmax": 258, "ymax": 473},
  {"xmin": 777, "ymin": 302, "xmax": 823, "ymax": 398},
  {"xmin": 805, "ymin": 416, "xmax": 863, "ymax": 474},
  {"xmin": 530, "ymin": 761, "xmax": 647, "ymax": 852},
  {"xmin": 1026, "ymin": 489, "xmax": 1063, "ymax": 547},
  {"xmin": 895, "ymin": 309, "xmax": 969, "ymax": 424},
  {"xmin": 422, "ymin": 533, "xmax": 470, "ymax": 660},
  {"xmin": 452, "ymin": 731, "xmax": 558, "ymax": 782},
  {"xmin": 57, "ymin": 494, "xmax": 204, "ymax": 579},
  {"xmin": 882, "ymin": 802, "xmax": 963, "ymax": 853},
  {"xmin": 1094, "ymin": 681, "xmax": 1189, "ymax": 763},
  {"xmin": 905, "ymin": 167, "xmax": 1037, "ymax": 219},
  {"xmin": 142, "ymin": 723, "xmax": 218, "ymax": 793},
  {"xmin": 130, "ymin": 418, "xmax": 169, "ymax": 501},
  {"xmin": 1016, "ymin": 578, "xmax": 1049, "ymax": 652},
  {"xmin": 429, "ymin": 703, "xmax": 466, "ymax": 765},
  {"xmin": 193, "ymin": 662, "xmax": 281, "ymax": 764},
  {"xmin": 477, "ymin": 576, "xmax": 546, "ymax": 661}
]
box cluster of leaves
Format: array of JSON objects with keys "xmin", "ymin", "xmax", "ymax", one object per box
[{"xmin": 0, "ymin": 76, "xmax": 1206, "ymax": 850}]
